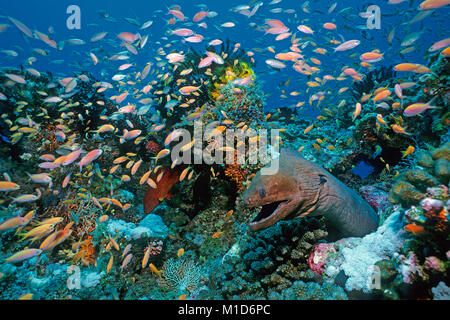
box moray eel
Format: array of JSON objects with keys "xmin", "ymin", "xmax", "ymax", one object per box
[{"xmin": 243, "ymin": 149, "xmax": 379, "ymax": 237}]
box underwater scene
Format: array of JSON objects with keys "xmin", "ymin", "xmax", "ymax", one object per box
[{"xmin": 0, "ymin": 0, "xmax": 449, "ymax": 302}]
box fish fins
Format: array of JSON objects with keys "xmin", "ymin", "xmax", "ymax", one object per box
[{"xmin": 165, "ymin": 192, "xmax": 174, "ymax": 200}]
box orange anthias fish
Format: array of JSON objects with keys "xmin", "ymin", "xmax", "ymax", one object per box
[
  {"xmin": 143, "ymin": 167, "xmax": 180, "ymax": 214},
  {"xmin": 212, "ymin": 231, "xmax": 224, "ymax": 238},
  {"xmin": 404, "ymin": 224, "xmax": 425, "ymax": 234}
]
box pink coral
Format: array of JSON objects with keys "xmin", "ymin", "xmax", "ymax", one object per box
[
  {"xmin": 360, "ymin": 183, "xmax": 391, "ymax": 212},
  {"xmin": 145, "ymin": 140, "xmax": 161, "ymax": 154},
  {"xmin": 421, "ymin": 198, "xmax": 444, "ymax": 213},
  {"xmin": 398, "ymin": 251, "xmax": 425, "ymax": 284},
  {"xmin": 308, "ymin": 243, "xmax": 336, "ymax": 275},
  {"xmin": 148, "ymin": 240, "xmax": 163, "ymax": 255},
  {"xmin": 424, "ymin": 256, "xmax": 445, "ymax": 272}
]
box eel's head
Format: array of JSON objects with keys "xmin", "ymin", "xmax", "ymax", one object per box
[{"xmin": 243, "ymin": 170, "xmax": 300, "ymax": 231}]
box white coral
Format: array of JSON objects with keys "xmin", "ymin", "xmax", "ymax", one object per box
[
  {"xmin": 432, "ymin": 282, "xmax": 450, "ymax": 300},
  {"xmin": 163, "ymin": 257, "xmax": 202, "ymax": 293},
  {"xmin": 336, "ymin": 210, "xmax": 407, "ymax": 293}
]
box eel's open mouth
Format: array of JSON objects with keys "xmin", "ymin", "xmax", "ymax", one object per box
[{"xmin": 249, "ymin": 200, "xmax": 289, "ymax": 226}]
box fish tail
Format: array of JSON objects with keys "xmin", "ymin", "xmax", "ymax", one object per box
[{"xmin": 17, "ymin": 235, "xmax": 27, "ymax": 242}]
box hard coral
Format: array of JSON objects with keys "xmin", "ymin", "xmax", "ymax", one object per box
[
  {"xmin": 389, "ymin": 142, "xmax": 450, "ymax": 206},
  {"xmin": 281, "ymin": 280, "xmax": 348, "ymax": 300},
  {"xmin": 216, "ymin": 218, "xmax": 328, "ymax": 299}
]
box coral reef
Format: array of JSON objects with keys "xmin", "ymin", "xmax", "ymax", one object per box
[
  {"xmin": 389, "ymin": 142, "xmax": 450, "ymax": 206},
  {"xmin": 310, "ymin": 209, "xmax": 407, "ymax": 294},
  {"xmin": 268, "ymin": 280, "xmax": 348, "ymax": 300},
  {"xmin": 106, "ymin": 214, "xmax": 169, "ymax": 240},
  {"xmin": 214, "ymin": 218, "xmax": 330, "ymax": 299},
  {"xmin": 160, "ymin": 256, "xmax": 204, "ymax": 295}
]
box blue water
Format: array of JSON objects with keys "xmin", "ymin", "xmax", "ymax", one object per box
[{"xmin": 1, "ymin": 0, "xmax": 447, "ymax": 116}]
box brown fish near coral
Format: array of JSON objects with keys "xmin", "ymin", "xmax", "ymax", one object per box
[
  {"xmin": 243, "ymin": 149, "xmax": 379, "ymax": 237},
  {"xmin": 143, "ymin": 167, "xmax": 181, "ymax": 214}
]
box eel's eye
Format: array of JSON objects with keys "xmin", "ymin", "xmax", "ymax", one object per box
[{"xmin": 259, "ymin": 188, "xmax": 266, "ymax": 198}]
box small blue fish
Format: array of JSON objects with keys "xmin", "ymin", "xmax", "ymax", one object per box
[{"xmin": 372, "ymin": 145, "xmax": 382, "ymax": 159}]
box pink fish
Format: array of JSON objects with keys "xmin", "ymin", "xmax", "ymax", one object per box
[
  {"xmin": 118, "ymin": 104, "xmax": 136, "ymax": 114},
  {"xmin": 120, "ymin": 253, "xmax": 133, "ymax": 271},
  {"xmin": 40, "ymin": 154, "xmax": 56, "ymax": 162},
  {"xmin": 62, "ymin": 173, "xmax": 71, "ymax": 188},
  {"xmin": 265, "ymin": 26, "xmax": 290, "ymax": 35},
  {"xmin": 297, "ymin": 25, "xmax": 313, "ymax": 34},
  {"xmin": 117, "ymin": 32, "xmax": 138, "ymax": 43},
  {"xmin": 4, "ymin": 73, "xmax": 26, "ymax": 84},
  {"xmin": 119, "ymin": 64, "xmax": 133, "ymax": 71},
  {"xmin": 44, "ymin": 96, "xmax": 62, "ymax": 103},
  {"xmin": 334, "ymin": 40, "xmax": 361, "ymax": 52},
  {"xmin": 169, "ymin": 9, "xmax": 186, "ymax": 21},
  {"xmin": 399, "ymin": 82, "xmax": 417, "ymax": 89},
  {"xmin": 8, "ymin": 16, "xmax": 33, "ymax": 38},
  {"xmin": 167, "ymin": 53, "xmax": 185, "ymax": 63},
  {"xmin": 209, "ymin": 39, "xmax": 223, "ymax": 46},
  {"xmin": 403, "ymin": 98, "xmax": 439, "ymax": 117},
  {"xmin": 120, "ymin": 129, "xmax": 141, "ymax": 143},
  {"xmin": 27, "ymin": 173, "xmax": 52, "ymax": 184},
  {"xmin": 5, "ymin": 249, "xmax": 42, "ymax": 263},
  {"xmin": 233, "ymin": 76, "xmax": 253, "ymax": 85},
  {"xmin": 193, "ymin": 11, "xmax": 208, "ymax": 23},
  {"xmin": 179, "ymin": 86, "xmax": 200, "ymax": 95},
  {"xmin": 419, "ymin": 0, "xmax": 450, "ymax": 10},
  {"xmin": 184, "ymin": 34, "xmax": 203, "ymax": 43},
  {"xmin": 265, "ymin": 19, "xmax": 286, "ymax": 28},
  {"xmin": 12, "ymin": 189, "xmax": 41, "ymax": 203},
  {"xmin": 62, "ymin": 148, "xmax": 83, "ymax": 166},
  {"xmin": 199, "ymin": 56, "xmax": 214, "ymax": 68},
  {"xmin": 91, "ymin": 32, "xmax": 108, "ymax": 42},
  {"xmin": 124, "ymin": 42, "xmax": 138, "ymax": 55},
  {"xmin": 77, "ymin": 149, "xmax": 103, "ymax": 171},
  {"xmin": 0, "ymin": 216, "xmax": 29, "ymax": 231},
  {"xmin": 123, "ymin": 129, "xmax": 142, "ymax": 140},
  {"xmin": 35, "ymin": 30, "xmax": 57, "ymax": 49},
  {"xmin": 116, "ymin": 92, "xmax": 129, "ymax": 104},
  {"xmin": 394, "ymin": 84, "xmax": 403, "ymax": 99},
  {"xmin": 275, "ymin": 33, "xmax": 292, "ymax": 41},
  {"xmin": 343, "ymin": 68, "xmax": 358, "ymax": 76},
  {"xmin": 172, "ymin": 28, "xmax": 193, "ymax": 37},
  {"xmin": 38, "ymin": 162, "xmax": 60, "ymax": 169},
  {"xmin": 429, "ymin": 38, "xmax": 450, "ymax": 52}
]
